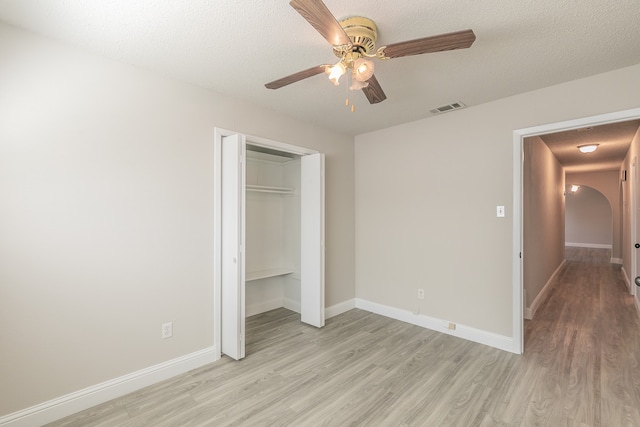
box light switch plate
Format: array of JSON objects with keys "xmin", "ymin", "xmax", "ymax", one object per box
[{"xmin": 497, "ymin": 206, "xmax": 505, "ymax": 217}]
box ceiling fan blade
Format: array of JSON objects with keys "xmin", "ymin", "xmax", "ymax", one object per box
[
  {"xmin": 380, "ymin": 29, "xmax": 476, "ymax": 59},
  {"xmin": 361, "ymin": 75, "xmax": 387, "ymax": 104},
  {"xmin": 265, "ymin": 65, "xmax": 329, "ymax": 89},
  {"xmin": 289, "ymin": 0, "xmax": 352, "ymax": 47}
]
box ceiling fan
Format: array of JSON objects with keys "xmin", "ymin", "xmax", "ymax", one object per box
[{"xmin": 265, "ymin": 0, "xmax": 476, "ymax": 105}]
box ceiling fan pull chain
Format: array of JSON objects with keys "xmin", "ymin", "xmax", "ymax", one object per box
[{"xmin": 345, "ymin": 72, "xmax": 350, "ymax": 108}]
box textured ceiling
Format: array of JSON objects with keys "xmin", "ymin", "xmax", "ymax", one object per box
[
  {"xmin": 540, "ymin": 120, "xmax": 640, "ymax": 174},
  {"xmin": 0, "ymin": 0, "xmax": 639, "ymax": 136}
]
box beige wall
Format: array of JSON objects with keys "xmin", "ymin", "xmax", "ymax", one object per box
[
  {"xmin": 0, "ymin": 24, "xmax": 355, "ymax": 416},
  {"xmin": 355, "ymin": 63, "xmax": 640, "ymax": 337},
  {"xmin": 523, "ymin": 136, "xmax": 565, "ymax": 307},
  {"xmin": 621, "ymin": 127, "xmax": 640, "ymax": 286},
  {"xmin": 566, "ymin": 171, "xmax": 621, "ymax": 258}
]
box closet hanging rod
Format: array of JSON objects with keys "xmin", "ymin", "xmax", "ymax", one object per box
[{"xmin": 246, "ymin": 184, "xmax": 295, "ymax": 194}]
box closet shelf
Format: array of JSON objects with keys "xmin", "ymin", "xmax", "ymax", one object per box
[
  {"xmin": 246, "ymin": 184, "xmax": 295, "ymax": 194},
  {"xmin": 246, "ymin": 268, "xmax": 295, "ymax": 282}
]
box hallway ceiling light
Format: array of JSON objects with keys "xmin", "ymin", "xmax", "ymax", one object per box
[
  {"xmin": 571, "ymin": 185, "xmax": 580, "ymax": 192},
  {"xmin": 578, "ymin": 144, "xmax": 599, "ymax": 153}
]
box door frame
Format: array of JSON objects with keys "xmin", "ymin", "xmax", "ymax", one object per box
[
  {"xmin": 632, "ymin": 156, "xmax": 638, "ymax": 297},
  {"xmin": 512, "ymin": 107, "xmax": 640, "ymax": 355},
  {"xmin": 213, "ymin": 128, "xmax": 319, "ymax": 359}
]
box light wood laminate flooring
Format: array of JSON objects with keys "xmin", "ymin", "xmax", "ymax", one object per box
[{"xmin": 47, "ymin": 247, "xmax": 640, "ymax": 426}]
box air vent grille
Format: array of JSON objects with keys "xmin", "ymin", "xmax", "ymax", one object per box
[{"xmin": 430, "ymin": 101, "xmax": 466, "ymax": 115}]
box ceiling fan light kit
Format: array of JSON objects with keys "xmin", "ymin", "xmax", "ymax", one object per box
[
  {"xmin": 266, "ymin": 0, "xmax": 476, "ymax": 106},
  {"xmin": 326, "ymin": 61, "xmax": 346, "ymax": 85},
  {"xmin": 353, "ymin": 57, "xmax": 374, "ymax": 82}
]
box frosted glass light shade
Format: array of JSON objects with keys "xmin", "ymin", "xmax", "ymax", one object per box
[
  {"xmin": 578, "ymin": 144, "xmax": 598, "ymax": 153},
  {"xmin": 353, "ymin": 58, "xmax": 374, "ymax": 82},
  {"xmin": 327, "ymin": 62, "xmax": 346, "ymax": 85}
]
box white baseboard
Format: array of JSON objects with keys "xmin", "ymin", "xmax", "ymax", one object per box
[
  {"xmin": 325, "ymin": 299, "xmax": 355, "ymax": 319},
  {"xmin": 246, "ymin": 297, "xmax": 284, "ymax": 317},
  {"xmin": 354, "ymin": 298, "xmax": 516, "ymax": 354},
  {"xmin": 283, "ymin": 297, "xmax": 301, "ymax": 314},
  {"xmin": 0, "ymin": 346, "xmax": 218, "ymax": 427},
  {"xmin": 622, "ymin": 266, "xmax": 632, "ymax": 293},
  {"xmin": 247, "ymin": 298, "xmax": 356, "ymax": 319},
  {"xmin": 525, "ymin": 260, "xmax": 566, "ymax": 320},
  {"xmin": 611, "ymin": 258, "xmax": 623, "ymax": 265},
  {"xmin": 565, "ymin": 242, "xmax": 612, "ymax": 249}
]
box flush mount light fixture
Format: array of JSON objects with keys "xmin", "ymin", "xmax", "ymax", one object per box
[
  {"xmin": 578, "ymin": 144, "xmax": 599, "ymax": 153},
  {"xmin": 571, "ymin": 185, "xmax": 580, "ymax": 192}
]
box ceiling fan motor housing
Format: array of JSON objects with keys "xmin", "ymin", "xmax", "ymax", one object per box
[{"xmin": 334, "ymin": 16, "xmax": 378, "ymax": 56}]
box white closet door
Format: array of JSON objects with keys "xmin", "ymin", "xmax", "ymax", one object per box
[
  {"xmin": 301, "ymin": 153, "xmax": 325, "ymax": 327},
  {"xmin": 221, "ymin": 134, "xmax": 246, "ymax": 360}
]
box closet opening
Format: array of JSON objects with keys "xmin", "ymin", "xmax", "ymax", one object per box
[
  {"xmin": 245, "ymin": 145, "xmax": 303, "ymax": 318},
  {"xmin": 214, "ymin": 128, "xmax": 325, "ymax": 361}
]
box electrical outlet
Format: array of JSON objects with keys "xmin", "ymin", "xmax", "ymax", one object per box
[
  {"xmin": 448, "ymin": 322, "xmax": 456, "ymax": 331},
  {"xmin": 417, "ymin": 289, "xmax": 425, "ymax": 300},
  {"xmin": 162, "ymin": 322, "xmax": 173, "ymax": 339}
]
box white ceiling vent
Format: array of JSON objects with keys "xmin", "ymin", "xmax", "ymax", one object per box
[{"xmin": 430, "ymin": 102, "xmax": 466, "ymax": 115}]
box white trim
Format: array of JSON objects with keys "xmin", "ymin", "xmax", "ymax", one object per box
[
  {"xmin": 565, "ymin": 242, "xmax": 612, "ymax": 249},
  {"xmin": 513, "ymin": 108, "xmax": 640, "ymax": 355},
  {"xmin": 216, "ymin": 127, "xmax": 318, "ymax": 156},
  {"xmin": 283, "ymin": 297, "xmax": 301, "ymax": 314},
  {"xmin": 213, "ymin": 129, "xmax": 223, "ymax": 360},
  {"xmin": 524, "ymin": 260, "xmax": 566, "ymax": 320},
  {"xmin": 246, "ymin": 298, "xmax": 356, "ymax": 320},
  {"xmin": 635, "ymin": 295, "xmax": 640, "ymax": 316},
  {"xmin": 355, "ymin": 298, "xmax": 515, "ymax": 354},
  {"xmin": 0, "ymin": 347, "xmax": 218, "ymax": 427},
  {"xmin": 325, "ymin": 299, "xmax": 356, "ymax": 319},
  {"xmin": 632, "ymin": 157, "xmax": 638, "ymax": 297},
  {"xmin": 512, "ymin": 124, "xmax": 524, "ymax": 354},
  {"xmin": 611, "ymin": 258, "xmax": 623, "ymax": 265},
  {"xmin": 622, "ymin": 266, "xmax": 632, "ymax": 293},
  {"xmin": 246, "ymin": 298, "xmax": 284, "ymax": 317}
]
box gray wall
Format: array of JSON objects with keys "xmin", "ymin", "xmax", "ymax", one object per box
[
  {"xmin": 523, "ymin": 136, "xmax": 565, "ymax": 307},
  {"xmin": 565, "ymin": 185, "xmax": 612, "ymax": 247},
  {"xmin": 566, "ymin": 170, "xmax": 621, "ymax": 258},
  {"xmin": 0, "ymin": 24, "xmax": 355, "ymax": 416}
]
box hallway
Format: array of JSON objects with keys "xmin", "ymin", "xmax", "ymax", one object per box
[{"xmin": 522, "ymin": 246, "xmax": 640, "ymax": 425}]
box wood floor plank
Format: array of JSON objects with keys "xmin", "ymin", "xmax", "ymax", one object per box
[{"xmin": 46, "ymin": 247, "xmax": 640, "ymax": 426}]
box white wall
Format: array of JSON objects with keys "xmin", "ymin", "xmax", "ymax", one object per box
[
  {"xmin": 0, "ymin": 23, "xmax": 355, "ymax": 417},
  {"xmin": 355, "ymin": 63, "xmax": 640, "ymax": 338},
  {"xmin": 565, "ymin": 185, "xmax": 612, "ymax": 247}
]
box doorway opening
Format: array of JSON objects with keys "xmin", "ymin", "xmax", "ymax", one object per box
[{"xmin": 512, "ymin": 107, "xmax": 640, "ymax": 354}]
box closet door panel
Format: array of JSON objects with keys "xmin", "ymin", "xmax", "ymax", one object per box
[
  {"xmin": 221, "ymin": 134, "xmax": 246, "ymax": 360},
  {"xmin": 300, "ymin": 153, "xmax": 325, "ymax": 327}
]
